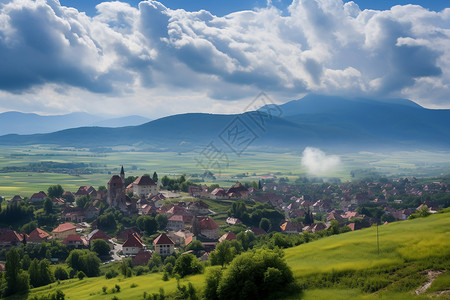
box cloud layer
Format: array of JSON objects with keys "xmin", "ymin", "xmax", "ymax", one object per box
[
  {"xmin": 301, "ymin": 147, "xmax": 341, "ymax": 175},
  {"xmin": 0, "ymin": 0, "xmax": 449, "ymax": 115}
]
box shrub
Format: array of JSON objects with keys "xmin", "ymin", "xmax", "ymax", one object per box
[
  {"xmin": 77, "ymin": 271, "xmax": 86, "ymax": 280},
  {"xmin": 54, "ymin": 267, "xmax": 69, "ymax": 281},
  {"xmin": 105, "ymin": 269, "xmax": 119, "ymax": 279}
]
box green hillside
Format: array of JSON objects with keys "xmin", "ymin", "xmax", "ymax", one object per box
[{"xmin": 20, "ymin": 211, "xmax": 450, "ymax": 300}]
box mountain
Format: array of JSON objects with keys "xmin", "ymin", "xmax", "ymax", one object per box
[
  {"xmin": 0, "ymin": 95, "xmax": 449, "ymax": 152},
  {"xmin": 0, "ymin": 111, "xmax": 150, "ymax": 135}
]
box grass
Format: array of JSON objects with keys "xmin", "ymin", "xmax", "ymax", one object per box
[{"xmin": 16, "ymin": 211, "xmax": 449, "ymax": 300}]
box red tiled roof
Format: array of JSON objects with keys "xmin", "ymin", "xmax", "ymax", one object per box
[
  {"xmin": 108, "ymin": 175, "xmax": 123, "ymax": 185},
  {"xmin": 31, "ymin": 191, "xmax": 47, "ymax": 199},
  {"xmin": 87, "ymin": 229, "xmax": 111, "ymax": 241},
  {"xmin": 185, "ymin": 235, "xmax": 193, "ymax": 246},
  {"xmin": 123, "ymin": 233, "xmax": 145, "ymax": 248},
  {"xmin": 153, "ymin": 233, "xmax": 175, "ymax": 245},
  {"xmin": 250, "ymin": 228, "xmax": 266, "ymax": 235},
  {"xmin": 0, "ymin": 228, "xmax": 23, "ymax": 243},
  {"xmin": 132, "ymin": 250, "xmax": 152, "ymax": 266},
  {"xmin": 198, "ymin": 217, "xmax": 219, "ymax": 230},
  {"xmin": 28, "ymin": 228, "xmax": 50, "ymax": 242},
  {"xmin": 219, "ymin": 232, "xmax": 236, "ymax": 242},
  {"xmin": 52, "ymin": 223, "xmax": 76, "ymax": 233},
  {"xmin": 133, "ymin": 175, "xmax": 156, "ymax": 186}
]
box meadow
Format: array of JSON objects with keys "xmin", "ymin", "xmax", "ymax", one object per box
[
  {"xmin": 1, "ymin": 145, "xmax": 450, "ymax": 199},
  {"xmin": 14, "ymin": 210, "xmax": 450, "ymax": 300}
]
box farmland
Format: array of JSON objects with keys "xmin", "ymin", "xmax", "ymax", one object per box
[{"xmin": 1, "ymin": 145, "xmax": 450, "ymax": 199}]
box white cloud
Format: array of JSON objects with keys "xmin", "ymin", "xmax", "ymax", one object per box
[
  {"xmin": 0, "ymin": 0, "xmax": 449, "ymax": 116},
  {"xmin": 301, "ymin": 147, "xmax": 341, "ymax": 175}
]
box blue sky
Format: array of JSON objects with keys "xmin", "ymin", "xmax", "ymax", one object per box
[
  {"xmin": 0, "ymin": 0, "xmax": 449, "ymax": 117},
  {"xmin": 61, "ymin": 0, "xmax": 449, "ymax": 16}
]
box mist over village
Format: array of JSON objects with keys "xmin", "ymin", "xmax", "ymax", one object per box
[{"xmin": 0, "ymin": 0, "xmax": 449, "ymax": 299}]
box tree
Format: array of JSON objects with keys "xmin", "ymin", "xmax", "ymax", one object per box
[
  {"xmin": 173, "ymin": 254, "xmax": 203, "ymax": 278},
  {"xmin": 66, "ymin": 250, "xmax": 100, "ymax": 277},
  {"xmin": 204, "ymin": 267, "xmax": 223, "ymax": 300},
  {"xmin": 216, "ymin": 249, "xmax": 294, "ymax": 299},
  {"xmin": 259, "ymin": 218, "xmax": 271, "ymax": 232},
  {"xmin": 54, "ymin": 267, "xmax": 69, "ymax": 281},
  {"xmin": 91, "ymin": 239, "xmax": 111, "ymax": 256},
  {"xmin": 39, "ymin": 259, "xmax": 54, "ymax": 286},
  {"xmin": 44, "ymin": 197, "xmax": 53, "ymax": 214},
  {"xmin": 152, "ymin": 172, "xmax": 158, "ymax": 183},
  {"xmin": 161, "ymin": 175, "xmax": 170, "ymax": 187},
  {"xmin": 48, "ymin": 184, "xmax": 64, "ymax": 198},
  {"xmin": 210, "ymin": 240, "xmax": 235, "ymax": 268},
  {"xmin": 21, "ymin": 221, "xmax": 38, "ymax": 235},
  {"xmin": 5, "ymin": 247, "xmax": 21, "ymax": 295},
  {"xmin": 76, "ymin": 195, "xmax": 90, "ymax": 209},
  {"xmin": 156, "ymin": 214, "xmax": 168, "ymax": 230},
  {"xmin": 98, "ymin": 186, "xmax": 107, "ymax": 192},
  {"xmin": 29, "ymin": 258, "xmax": 40, "ymax": 287},
  {"xmin": 21, "ymin": 254, "xmax": 31, "ymax": 270},
  {"xmin": 186, "ymin": 240, "xmax": 205, "ymax": 252},
  {"xmin": 148, "ymin": 253, "xmax": 162, "ymax": 271},
  {"xmin": 136, "ymin": 215, "xmax": 157, "ymax": 235}
]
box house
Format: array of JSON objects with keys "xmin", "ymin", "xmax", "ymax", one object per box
[
  {"xmin": 52, "ymin": 223, "xmax": 77, "ymax": 240},
  {"xmin": 347, "ymin": 222, "xmax": 363, "ymax": 231},
  {"xmin": 226, "ymin": 217, "xmax": 242, "ymax": 226},
  {"xmin": 0, "ymin": 228, "xmax": 23, "ymax": 248},
  {"xmin": 168, "ymin": 230, "xmax": 194, "ymax": 246},
  {"xmin": 122, "ymin": 233, "xmax": 145, "ymax": 256},
  {"xmin": 86, "ymin": 229, "xmax": 111, "ymax": 246},
  {"xmin": 280, "ymin": 221, "xmax": 302, "ymax": 234},
  {"xmin": 195, "ymin": 216, "xmax": 219, "ymax": 240},
  {"xmin": 27, "ymin": 228, "xmax": 50, "ymax": 244},
  {"xmin": 51, "ymin": 197, "xmax": 66, "ymax": 206},
  {"xmin": 187, "ymin": 201, "xmax": 210, "ymax": 215},
  {"xmin": 74, "ymin": 186, "xmax": 97, "ymax": 200},
  {"xmin": 132, "ymin": 250, "xmax": 152, "ymax": 266},
  {"xmin": 210, "ymin": 188, "xmax": 227, "ymax": 199},
  {"xmin": 117, "ymin": 228, "xmax": 141, "ymax": 243},
  {"xmin": 149, "ymin": 193, "xmax": 166, "ymax": 208},
  {"xmin": 62, "ymin": 234, "xmax": 87, "ymax": 248},
  {"xmin": 153, "ymin": 233, "xmax": 175, "ymax": 257},
  {"xmin": 219, "ymin": 232, "xmax": 236, "ymax": 243},
  {"xmin": 249, "ymin": 228, "xmax": 266, "ymax": 236},
  {"xmin": 312, "ymin": 223, "xmax": 326, "ymax": 233},
  {"xmin": 10, "ymin": 195, "xmax": 23, "ymax": 202},
  {"xmin": 133, "ymin": 175, "xmax": 158, "ymax": 198},
  {"xmin": 63, "ymin": 207, "xmax": 85, "ymax": 223},
  {"xmin": 226, "ymin": 182, "xmax": 249, "ymax": 198},
  {"xmin": 167, "ymin": 215, "xmax": 186, "ymax": 231},
  {"xmin": 30, "ymin": 191, "xmax": 47, "ymax": 203}
]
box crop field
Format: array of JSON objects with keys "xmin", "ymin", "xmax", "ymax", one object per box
[
  {"xmin": 1, "ymin": 146, "xmax": 450, "ymax": 198},
  {"xmin": 14, "ymin": 211, "xmax": 450, "ymax": 300}
]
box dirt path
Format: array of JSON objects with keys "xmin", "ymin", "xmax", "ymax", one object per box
[{"xmin": 415, "ymin": 270, "xmax": 443, "ymax": 295}]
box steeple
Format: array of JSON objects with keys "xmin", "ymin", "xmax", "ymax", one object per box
[{"xmin": 120, "ymin": 165, "xmax": 125, "ymax": 183}]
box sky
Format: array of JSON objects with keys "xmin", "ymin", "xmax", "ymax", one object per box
[{"xmin": 0, "ymin": 0, "xmax": 449, "ymax": 118}]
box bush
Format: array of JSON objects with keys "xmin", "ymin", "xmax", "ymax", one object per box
[
  {"xmin": 173, "ymin": 254, "xmax": 203, "ymax": 278},
  {"xmin": 105, "ymin": 269, "xmax": 119, "ymax": 279},
  {"xmin": 216, "ymin": 249, "xmax": 294, "ymax": 299},
  {"xmin": 77, "ymin": 271, "xmax": 86, "ymax": 280},
  {"xmin": 54, "ymin": 267, "xmax": 69, "ymax": 281}
]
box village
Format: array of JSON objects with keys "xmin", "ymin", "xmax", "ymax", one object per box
[{"xmin": 0, "ymin": 166, "xmax": 449, "ymax": 270}]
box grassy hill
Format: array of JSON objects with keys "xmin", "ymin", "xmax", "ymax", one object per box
[{"xmin": 17, "ymin": 211, "xmax": 450, "ymax": 300}]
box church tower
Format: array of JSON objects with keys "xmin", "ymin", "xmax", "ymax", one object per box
[{"xmin": 120, "ymin": 166, "xmax": 125, "ymax": 184}]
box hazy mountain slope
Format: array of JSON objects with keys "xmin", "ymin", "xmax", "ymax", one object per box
[{"xmin": 0, "ymin": 95, "xmax": 449, "ymax": 151}]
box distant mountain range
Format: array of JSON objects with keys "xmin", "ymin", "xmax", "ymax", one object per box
[
  {"xmin": 0, "ymin": 111, "xmax": 150, "ymax": 135},
  {"xmin": 0, "ymin": 95, "xmax": 449, "ymax": 152}
]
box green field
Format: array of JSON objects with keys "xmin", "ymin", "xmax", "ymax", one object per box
[
  {"xmin": 1, "ymin": 146, "xmax": 450, "ymax": 199},
  {"xmin": 14, "ymin": 211, "xmax": 449, "ymax": 299}
]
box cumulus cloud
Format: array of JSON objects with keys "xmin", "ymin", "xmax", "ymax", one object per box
[
  {"xmin": 0, "ymin": 0, "xmax": 449, "ymax": 114},
  {"xmin": 301, "ymin": 147, "xmax": 341, "ymax": 175}
]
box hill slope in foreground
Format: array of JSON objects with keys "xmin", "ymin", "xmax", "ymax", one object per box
[{"xmin": 21, "ymin": 212, "xmax": 450, "ymax": 300}]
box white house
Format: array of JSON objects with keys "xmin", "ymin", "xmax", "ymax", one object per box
[
  {"xmin": 122, "ymin": 233, "xmax": 145, "ymax": 256},
  {"xmin": 133, "ymin": 176, "xmax": 158, "ymax": 198},
  {"xmin": 153, "ymin": 233, "xmax": 175, "ymax": 257}
]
